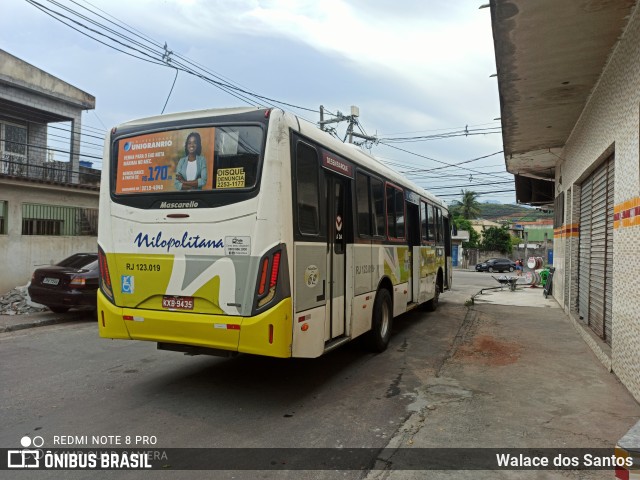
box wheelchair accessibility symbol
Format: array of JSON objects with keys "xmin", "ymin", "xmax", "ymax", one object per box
[{"xmin": 121, "ymin": 275, "xmax": 134, "ymax": 294}]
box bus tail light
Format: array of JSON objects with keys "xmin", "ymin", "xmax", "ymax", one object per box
[
  {"xmin": 255, "ymin": 246, "xmax": 287, "ymax": 310},
  {"xmin": 257, "ymin": 251, "xmax": 280, "ymax": 307},
  {"xmin": 258, "ymin": 258, "xmax": 270, "ymax": 296},
  {"xmin": 269, "ymin": 252, "xmax": 281, "ymax": 289},
  {"xmin": 98, "ymin": 246, "xmax": 114, "ymax": 303}
]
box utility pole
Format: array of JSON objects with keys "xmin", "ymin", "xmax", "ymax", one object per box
[
  {"xmin": 318, "ymin": 105, "xmax": 348, "ymax": 132},
  {"xmin": 346, "ymin": 105, "xmax": 359, "ymax": 143},
  {"xmin": 318, "ymin": 105, "xmax": 377, "ymax": 145}
]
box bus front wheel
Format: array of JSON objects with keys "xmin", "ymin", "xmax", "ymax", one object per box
[{"xmin": 365, "ymin": 288, "xmax": 393, "ymax": 353}]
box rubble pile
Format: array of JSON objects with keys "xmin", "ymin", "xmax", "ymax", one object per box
[{"xmin": 0, "ymin": 285, "xmax": 47, "ymax": 315}]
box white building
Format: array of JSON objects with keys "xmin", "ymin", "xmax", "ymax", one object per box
[
  {"xmin": 0, "ymin": 49, "xmax": 99, "ymax": 293},
  {"xmin": 490, "ymin": 0, "xmax": 640, "ymax": 402}
]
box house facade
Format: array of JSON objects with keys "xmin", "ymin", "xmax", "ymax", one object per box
[
  {"xmin": 490, "ymin": 1, "xmax": 640, "ymax": 401},
  {"xmin": 0, "ymin": 49, "xmax": 100, "ymax": 293}
]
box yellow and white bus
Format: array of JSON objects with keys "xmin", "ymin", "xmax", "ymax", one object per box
[{"xmin": 98, "ymin": 107, "xmax": 452, "ymax": 358}]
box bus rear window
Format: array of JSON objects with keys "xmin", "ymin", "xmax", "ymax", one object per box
[{"xmin": 114, "ymin": 125, "xmax": 263, "ymax": 195}]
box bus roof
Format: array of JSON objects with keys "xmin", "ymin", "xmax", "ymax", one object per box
[
  {"xmin": 290, "ymin": 112, "xmax": 448, "ymax": 212},
  {"xmin": 113, "ymin": 106, "xmax": 449, "ymax": 213},
  {"xmin": 116, "ymin": 106, "xmax": 265, "ymax": 129}
]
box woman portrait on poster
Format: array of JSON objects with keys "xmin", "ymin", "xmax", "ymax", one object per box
[{"xmin": 174, "ymin": 132, "xmax": 208, "ymax": 190}]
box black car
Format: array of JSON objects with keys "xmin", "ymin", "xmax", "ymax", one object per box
[
  {"xmin": 28, "ymin": 253, "xmax": 99, "ymax": 313},
  {"xmin": 475, "ymin": 258, "xmax": 516, "ymax": 273}
]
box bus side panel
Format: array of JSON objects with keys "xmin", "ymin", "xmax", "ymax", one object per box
[
  {"xmin": 380, "ymin": 245, "xmax": 410, "ymax": 317},
  {"xmin": 292, "ymin": 242, "xmax": 327, "ymax": 357},
  {"xmin": 419, "ymin": 245, "xmax": 437, "ymax": 304},
  {"xmin": 351, "ymin": 292, "xmax": 375, "ymax": 339},
  {"xmin": 353, "ymin": 244, "xmax": 374, "ymax": 296},
  {"xmin": 351, "ymin": 244, "xmax": 375, "ymax": 339},
  {"xmin": 412, "ymin": 246, "xmax": 420, "ymax": 303},
  {"xmin": 291, "ymin": 305, "xmax": 326, "ymax": 358}
]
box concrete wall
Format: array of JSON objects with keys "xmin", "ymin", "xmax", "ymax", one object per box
[
  {"xmin": 553, "ymin": 4, "xmax": 640, "ymax": 401},
  {"xmin": 0, "ymin": 179, "xmax": 98, "ymax": 293}
]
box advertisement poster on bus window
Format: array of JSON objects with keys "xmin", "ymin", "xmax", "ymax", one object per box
[{"xmin": 115, "ymin": 127, "xmax": 216, "ymax": 194}]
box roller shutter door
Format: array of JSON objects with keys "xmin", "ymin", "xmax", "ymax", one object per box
[
  {"xmin": 578, "ymin": 180, "xmax": 591, "ymax": 323},
  {"xmin": 604, "ymin": 159, "xmax": 614, "ymax": 343},
  {"xmin": 577, "ymin": 155, "xmax": 614, "ymax": 346}
]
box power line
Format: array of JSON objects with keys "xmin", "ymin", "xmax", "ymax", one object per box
[
  {"xmin": 0, "ymin": 138, "xmax": 102, "ymax": 160},
  {"xmin": 398, "ymin": 150, "xmax": 504, "ymax": 175},
  {"xmin": 161, "ymin": 67, "xmax": 179, "ymax": 114},
  {"xmin": 423, "ymin": 180, "xmax": 514, "ymax": 191},
  {"xmin": 379, "ymin": 121, "xmax": 501, "ymax": 136},
  {"xmin": 26, "ymin": 0, "xmax": 320, "ymax": 114},
  {"xmin": 377, "ymin": 143, "xmax": 509, "ymax": 181},
  {"xmin": 379, "ymin": 126, "xmax": 502, "ymax": 143}
]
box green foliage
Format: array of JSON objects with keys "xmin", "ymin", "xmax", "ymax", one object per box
[
  {"xmin": 481, "ymin": 225, "xmax": 513, "ymax": 254},
  {"xmin": 453, "ymin": 217, "xmax": 480, "ymax": 248},
  {"xmin": 510, "ymin": 235, "xmax": 522, "ymax": 249}
]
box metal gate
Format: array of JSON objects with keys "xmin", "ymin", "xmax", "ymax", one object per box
[{"xmin": 577, "ymin": 155, "xmax": 614, "ymax": 346}]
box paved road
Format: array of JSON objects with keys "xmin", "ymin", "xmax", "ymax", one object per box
[
  {"xmin": 0, "ymin": 271, "xmax": 485, "ymax": 479},
  {"xmin": 5, "ymin": 270, "xmax": 631, "ymax": 479}
]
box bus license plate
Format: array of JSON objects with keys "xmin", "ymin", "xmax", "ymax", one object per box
[{"xmin": 162, "ymin": 296, "xmax": 194, "ymax": 310}]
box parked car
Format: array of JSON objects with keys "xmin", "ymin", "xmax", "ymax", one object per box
[
  {"xmin": 475, "ymin": 258, "xmax": 516, "ymax": 273},
  {"xmin": 28, "ymin": 253, "xmax": 99, "ymax": 313}
]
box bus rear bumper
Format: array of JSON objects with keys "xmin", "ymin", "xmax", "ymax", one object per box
[{"xmin": 98, "ymin": 290, "xmax": 293, "ymax": 358}]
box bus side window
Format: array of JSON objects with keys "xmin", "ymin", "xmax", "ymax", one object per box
[
  {"xmin": 386, "ymin": 185, "xmax": 396, "ymax": 238},
  {"xmin": 295, "ymin": 142, "xmax": 320, "ymax": 235},
  {"xmin": 385, "ymin": 184, "xmax": 405, "ymax": 240},
  {"xmin": 435, "ymin": 207, "xmax": 442, "ymax": 243},
  {"xmin": 371, "ymin": 177, "xmax": 385, "ymax": 237},
  {"xmin": 394, "ymin": 188, "xmax": 405, "ymax": 239},
  {"xmin": 356, "ymin": 172, "xmax": 371, "ymax": 236},
  {"xmin": 420, "ymin": 201, "xmax": 428, "ymax": 242},
  {"xmin": 428, "ymin": 204, "xmax": 436, "ymax": 241}
]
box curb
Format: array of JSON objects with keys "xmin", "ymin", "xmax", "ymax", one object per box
[
  {"xmin": 0, "ymin": 316, "xmax": 70, "ymax": 333},
  {"xmin": 0, "ymin": 311, "xmax": 91, "ymax": 333}
]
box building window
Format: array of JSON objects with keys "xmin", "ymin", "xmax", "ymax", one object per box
[
  {"xmin": 0, "ymin": 121, "xmax": 28, "ymax": 175},
  {"xmin": 0, "ymin": 200, "xmax": 7, "ymax": 234},
  {"xmin": 22, "ymin": 204, "xmax": 98, "ymax": 236}
]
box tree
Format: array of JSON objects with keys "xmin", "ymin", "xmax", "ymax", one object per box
[
  {"xmin": 453, "ymin": 189, "xmax": 481, "ymax": 220},
  {"xmin": 481, "ymin": 225, "xmax": 513, "ymax": 254},
  {"xmin": 452, "ymin": 217, "xmax": 480, "ymax": 248}
]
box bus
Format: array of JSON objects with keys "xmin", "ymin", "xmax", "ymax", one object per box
[{"xmin": 97, "ymin": 107, "xmax": 452, "ymax": 358}]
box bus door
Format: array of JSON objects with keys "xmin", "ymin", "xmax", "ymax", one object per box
[{"xmin": 325, "ymin": 173, "xmax": 349, "ymax": 340}]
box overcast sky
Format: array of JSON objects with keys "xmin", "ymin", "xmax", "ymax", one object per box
[{"xmin": 1, "ymin": 0, "xmax": 513, "ymax": 204}]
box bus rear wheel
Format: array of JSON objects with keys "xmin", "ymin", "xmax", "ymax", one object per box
[
  {"xmin": 424, "ymin": 280, "xmax": 440, "ymax": 312},
  {"xmin": 365, "ymin": 288, "xmax": 393, "ymax": 353}
]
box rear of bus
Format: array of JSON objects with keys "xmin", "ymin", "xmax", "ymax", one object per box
[{"xmin": 97, "ymin": 107, "xmax": 294, "ymax": 358}]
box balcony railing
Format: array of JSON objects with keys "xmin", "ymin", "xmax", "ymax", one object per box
[{"xmin": 0, "ymin": 153, "xmax": 100, "ymax": 187}]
